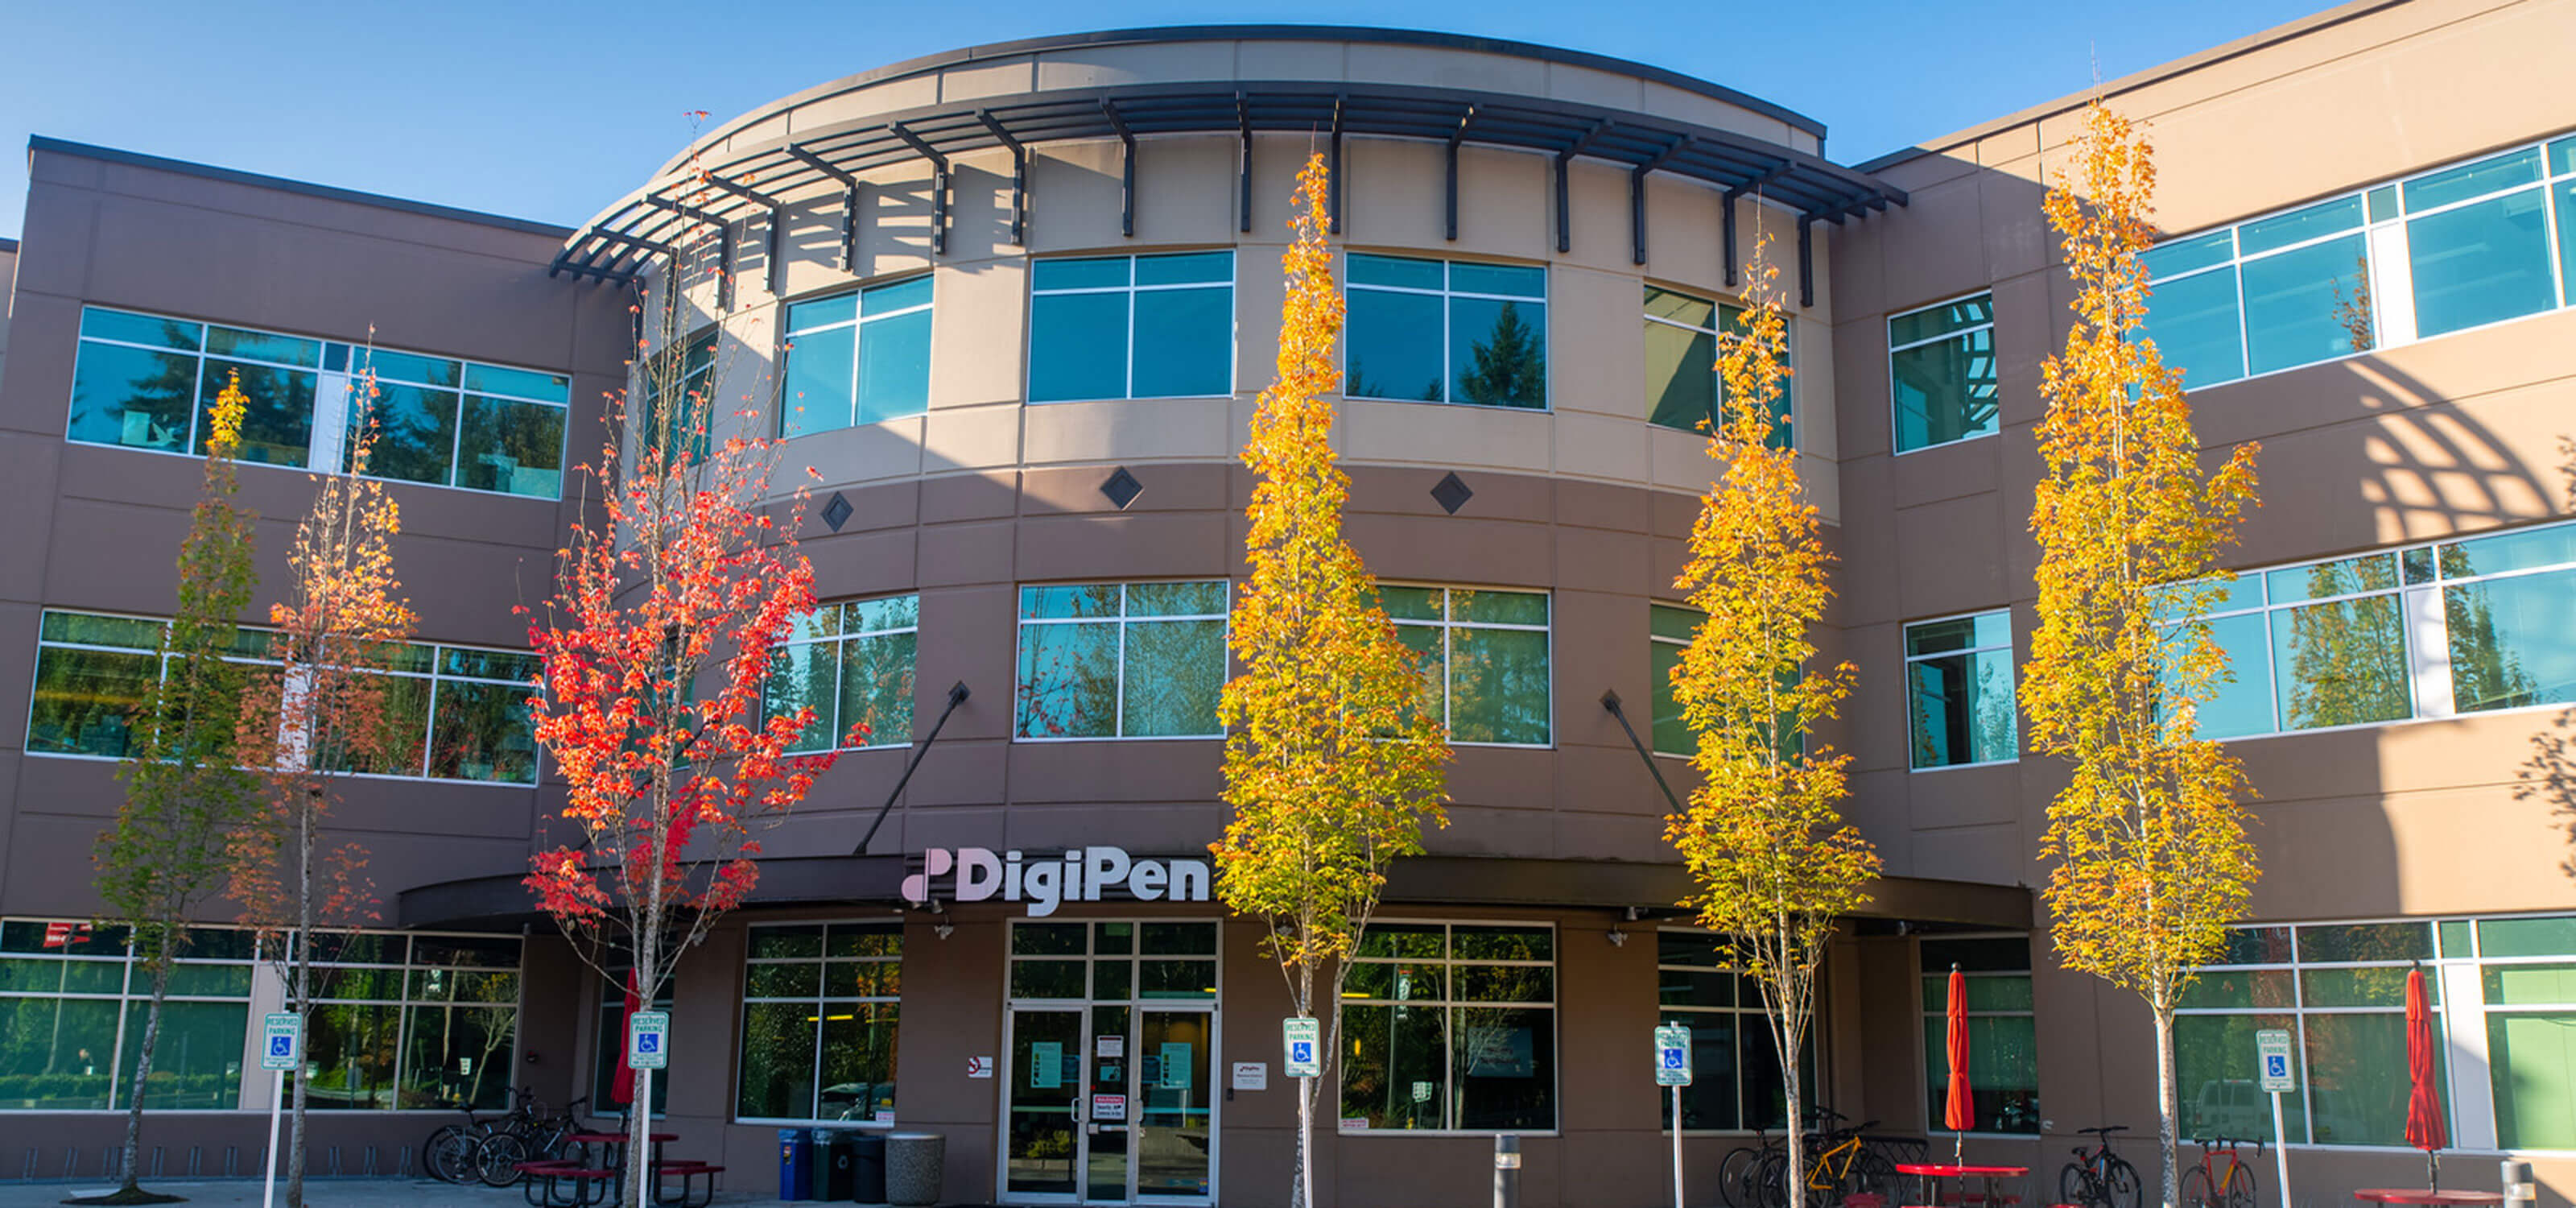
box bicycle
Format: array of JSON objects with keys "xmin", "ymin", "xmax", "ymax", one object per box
[
  {"xmin": 2182, "ymin": 1136, "xmax": 2261, "ymax": 1208},
  {"xmin": 2060, "ymin": 1125, "xmax": 2144, "ymax": 1208},
  {"xmin": 423, "ymin": 1096, "xmax": 506, "ymax": 1184},
  {"xmin": 473, "ymin": 1092, "xmax": 593, "ymax": 1187},
  {"xmin": 1748, "ymin": 1110, "xmax": 1897, "ymax": 1208}
]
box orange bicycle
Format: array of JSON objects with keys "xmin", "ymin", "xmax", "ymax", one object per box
[{"xmin": 2182, "ymin": 1136, "xmax": 2261, "ymax": 1208}]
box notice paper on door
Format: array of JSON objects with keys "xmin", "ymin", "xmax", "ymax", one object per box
[
  {"xmin": 1092, "ymin": 1093, "xmax": 1128, "ymax": 1122},
  {"xmin": 1097, "ymin": 1034, "xmax": 1125, "ymax": 1060}
]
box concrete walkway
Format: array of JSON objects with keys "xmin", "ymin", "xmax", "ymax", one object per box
[{"xmin": 0, "ymin": 1180, "xmax": 952, "ymax": 1208}]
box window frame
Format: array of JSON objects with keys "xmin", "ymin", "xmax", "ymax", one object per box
[
  {"xmin": 1655, "ymin": 925, "xmax": 1822, "ymax": 1136},
  {"xmin": 1649, "ymin": 602, "xmax": 1701, "ymax": 759},
  {"xmin": 733, "ymin": 918, "xmax": 906, "ymax": 1127},
  {"xmin": 2144, "ymin": 130, "xmax": 2576, "ymax": 392},
  {"xmin": 1025, "ymin": 250, "xmax": 1239, "ymax": 403},
  {"xmin": 1344, "ymin": 252, "xmax": 1550, "ymax": 411},
  {"xmin": 1337, "ymin": 919, "xmax": 1560, "ymax": 1137},
  {"xmin": 1917, "ymin": 931, "xmax": 2041, "ymax": 1138},
  {"xmin": 769, "ymin": 594, "xmax": 920, "ymax": 753},
  {"xmin": 1385, "ymin": 583, "xmax": 1555, "ymax": 750},
  {"xmin": 26, "ymin": 607, "xmax": 545, "ymax": 786},
  {"xmin": 66, "ymin": 304, "xmax": 572, "ymax": 499},
  {"xmin": 0, "ymin": 919, "xmax": 259, "ymax": 1113},
  {"xmin": 1901, "ymin": 608, "xmax": 2018, "ymax": 772},
  {"xmin": 776, "ymin": 275, "xmax": 935, "ymax": 436},
  {"xmin": 1011, "ymin": 581, "xmax": 1233, "ymax": 743},
  {"xmin": 1886, "ymin": 289, "xmax": 2000, "ymax": 455}
]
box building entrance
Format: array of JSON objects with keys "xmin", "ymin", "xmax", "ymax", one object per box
[{"xmin": 999, "ymin": 920, "xmax": 1219, "ymax": 1206}]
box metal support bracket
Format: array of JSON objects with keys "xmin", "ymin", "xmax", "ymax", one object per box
[
  {"xmin": 1554, "ymin": 118, "xmax": 1614, "ymax": 254},
  {"xmin": 784, "ymin": 144, "xmax": 861, "ymax": 272},
  {"xmin": 977, "ymin": 110, "xmax": 1028, "ymax": 246},
  {"xmin": 854, "ymin": 681, "xmax": 972, "ymax": 856},
  {"xmin": 888, "ymin": 122, "xmax": 950, "ymax": 256},
  {"xmin": 641, "ymin": 194, "xmax": 733, "ymax": 311},
  {"xmin": 1600, "ymin": 691, "xmax": 1686, "ymax": 817},
  {"xmin": 1629, "ymin": 135, "xmax": 1687, "ymax": 266},
  {"xmin": 1236, "ymin": 93, "xmax": 1253, "ymax": 235},
  {"xmin": 1328, "ymin": 96, "xmax": 1345, "ymax": 235},
  {"xmin": 1722, "ymin": 163, "xmax": 1790, "ymax": 288},
  {"xmin": 1446, "ymin": 104, "xmax": 1477, "ymax": 242},
  {"xmin": 1101, "ymin": 100, "xmax": 1137, "ymax": 238},
  {"xmin": 699, "ymin": 173, "xmax": 790, "ymax": 297},
  {"xmin": 1798, "ymin": 215, "xmax": 1814, "ymax": 308}
]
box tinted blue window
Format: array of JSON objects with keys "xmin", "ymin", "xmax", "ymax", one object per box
[
  {"xmin": 2404, "ymin": 147, "xmax": 2542, "ymax": 212},
  {"xmin": 69, "ymin": 341, "xmax": 197, "ymax": 452},
  {"xmin": 1348, "ymin": 254, "xmax": 1443, "ymax": 291},
  {"xmin": 1449, "ymin": 298, "xmax": 1546, "ymax": 408},
  {"xmin": 1132, "ymin": 288, "xmax": 1231, "ymax": 398},
  {"xmin": 2143, "ymin": 232, "xmax": 2234, "ymax": 280},
  {"xmin": 80, "ymin": 308, "xmax": 200, "ymax": 350},
  {"xmin": 1029, "ymin": 292, "xmax": 1129, "ymax": 402},
  {"xmin": 856, "ymin": 309, "xmax": 932, "ymax": 424},
  {"xmin": 1133, "ymin": 251, "xmax": 1231, "ymax": 287},
  {"xmin": 1031, "ymin": 258, "xmax": 1129, "ymax": 291},
  {"xmin": 864, "ymin": 275, "xmax": 935, "ymax": 313},
  {"xmin": 2241, "ymin": 234, "xmax": 2372, "ymax": 374},
  {"xmin": 2409, "ymin": 188, "xmax": 2554, "ymax": 337},
  {"xmin": 787, "ymin": 294, "xmax": 857, "ymax": 330},
  {"xmin": 1450, "ymin": 262, "xmax": 1544, "ymax": 299},
  {"xmin": 2236, "ymin": 197, "xmax": 2363, "ymax": 256},
  {"xmin": 2194, "ymin": 612, "xmax": 2276, "ymax": 739},
  {"xmin": 2144, "ymin": 267, "xmax": 2245, "ymax": 387},
  {"xmin": 1346, "ymin": 290, "xmax": 1444, "ymax": 402},
  {"xmin": 781, "ymin": 325, "xmax": 857, "ymax": 437}
]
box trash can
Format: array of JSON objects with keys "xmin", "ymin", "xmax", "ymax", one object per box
[
  {"xmin": 884, "ymin": 1131, "xmax": 944, "ymax": 1207},
  {"xmin": 849, "ymin": 1132, "xmax": 888, "ymax": 1204},
  {"xmin": 777, "ymin": 1127, "xmax": 815, "ymax": 1202},
  {"xmin": 814, "ymin": 1129, "xmax": 857, "ymax": 1202}
]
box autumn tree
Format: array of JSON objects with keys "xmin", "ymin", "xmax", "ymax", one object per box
[
  {"xmin": 233, "ymin": 358, "xmax": 415, "ymax": 1208},
  {"xmin": 90, "ymin": 374, "xmax": 261, "ymax": 1206},
  {"xmin": 1212, "ymin": 153, "xmax": 1450, "ymax": 1208},
  {"xmin": 2025, "ymin": 102, "xmax": 2262, "ymax": 1208},
  {"xmin": 1664, "ymin": 233, "xmax": 1878, "ymax": 1208},
  {"xmin": 524, "ymin": 207, "xmax": 845, "ymax": 1208}
]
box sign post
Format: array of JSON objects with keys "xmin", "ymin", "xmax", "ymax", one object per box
[
  {"xmin": 628, "ymin": 1010, "xmax": 670, "ymax": 1208},
  {"xmin": 1282, "ymin": 1016, "xmax": 1320, "ymax": 1078},
  {"xmin": 2256, "ymin": 1028, "xmax": 2296, "ymax": 1208},
  {"xmin": 259, "ymin": 1012, "xmax": 301, "ymax": 1208},
  {"xmin": 1656, "ymin": 1024, "xmax": 1693, "ymax": 1208}
]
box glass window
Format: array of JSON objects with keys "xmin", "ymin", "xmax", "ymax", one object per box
[
  {"xmin": 591, "ymin": 951, "xmax": 672, "ymax": 1116},
  {"xmin": 2140, "ymin": 130, "xmax": 2576, "ymax": 389},
  {"xmin": 1649, "ymin": 604, "xmax": 1700, "ymax": 757},
  {"xmin": 739, "ymin": 921, "xmax": 902, "ymax": 1123},
  {"xmin": 1643, "ymin": 287, "xmax": 1793, "ymax": 447},
  {"xmin": 1029, "ymin": 252, "xmax": 1233, "ymax": 402},
  {"xmin": 1387, "ymin": 587, "xmax": 1550, "ymax": 747},
  {"xmin": 781, "ymin": 276, "xmax": 934, "ymax": 436},
  {"xmin": 769, "ymin": 596, "xmax": 919, "ymax": 752},
  {"xmin": 0, "ymin": 920, "xmax": 256, "ymax": 1113},
  {"xmin": 303, "ymin": 931, "xmax": 522, "ymax": 1112},
  {"xmin": 1905, "ymin": 612, "xmax": 2016, "ymax": 769},
  {"xmin": 1889, "ymin": 294, "xmax": 1997, "ymax": 452},
  {"xmin": 1920, "ymin": 936, "xmax": 2039, "ymax": 1134},
  {"xmin": 1348, "ymin": 254, "xmax": 1546, "ymax": 409},
  {"xmin": 1344, "ymin": 923, "xmax": 1554, "ymax": 1132},
  {"xmin": 1015, "ymin": 583, "xmax": 1227, "ymax": 740},
  {"xmin": 66, "ymin": 307, "xmax": 568, "ymax": 498},
  {"xmin": 28, "ymin": 610, "xmax": 539, "ymax": 784},
  {"xmin": 1655, "ymin": 929, "xmax": 1815, "ymax": 1132},
  {"xmin": 643, "ymin": 329, "xmax": 717, "ymax": 465}
]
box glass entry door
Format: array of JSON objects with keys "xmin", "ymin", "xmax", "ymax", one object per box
[{"xmin": 1002, "ymin": 921, "xmax": 1220, "ymax": 1206}]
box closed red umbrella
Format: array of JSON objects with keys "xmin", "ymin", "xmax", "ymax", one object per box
[
  {"xmin": 1945, "ymin": 964, "xmax": 1974, "ymax": 1161},
  {"xmin": 2404, "ymin": 964, "xmax": 2446, "ymax": 1189},
  {"xmin": 611, "ymin": 969, "xmax": 640, "ymax": 1108}
]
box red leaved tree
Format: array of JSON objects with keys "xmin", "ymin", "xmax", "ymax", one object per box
[{"xmin": 524, "ymin": 223, "xmax": 848, "ymax": 1208}]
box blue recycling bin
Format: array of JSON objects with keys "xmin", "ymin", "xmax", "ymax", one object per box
[{"xmin": 777, "ymin": 1127, "xmax": 814, "ymax": 1201}]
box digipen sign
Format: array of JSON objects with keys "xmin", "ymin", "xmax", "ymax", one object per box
[{"xmin": 902, "ymin": 847, "xmax": 1212, "ymax": 917}]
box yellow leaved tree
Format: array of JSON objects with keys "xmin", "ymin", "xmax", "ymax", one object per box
[
  {"xmin": 1212, "ymin": 152, "xmax": 1450, "ymax": 1208},
  {"xmin": 2026, "ymin": 101, "xmax": 2262, "ymax": 1208},
  {"xmin": 1666, "ymin": 234, "xmax": 1878, "ymax": 1208}
]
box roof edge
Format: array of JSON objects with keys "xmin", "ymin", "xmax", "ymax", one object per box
[
  {"xmin": 1853, "ymin": 0, "xmax": 2412, "ymax": 173},
  {"xmin": 27, "ymin": 136, "xmax": 576, "ymax": 239},
  {"xmin": 0, "ymin": 236, "xmax": 18, "ymax": 254},
  {"xmin": 671, "ymin": 24, "xmax": 1829, "ymax": 176}
]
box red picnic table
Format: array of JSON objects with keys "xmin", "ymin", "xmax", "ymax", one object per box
[
  {"xmin": 2354, "ymin": 1192, "xmax": 2504, "ymax": 1206},
  {"xmin": 521, "ymin": 1132, "xmax": 714, "ymax": 1208},
  {"xmin": 1896, "ymin": 1162, "xmax": 2030, "ymax": 1208}
]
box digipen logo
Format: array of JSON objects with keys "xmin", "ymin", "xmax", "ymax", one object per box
[{"xmin": 902, "ymin": 846, "xmax": 1211, "ymax": 917}]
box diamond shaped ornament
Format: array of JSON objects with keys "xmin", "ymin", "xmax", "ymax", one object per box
[
  {"xmin": 1100, "ymin": 466, "xmax": 1144, "ymax": 510},
  {"xmin": 820, "ymin": 492, "xmax": 854, "ymax": 532},
  {"xmin": 1430, "ymin": 472, "xmax": 1473, "ymax": 515}
]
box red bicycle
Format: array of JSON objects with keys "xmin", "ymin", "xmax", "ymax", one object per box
[{"xmin": 2182, "ymin": 1135, "xmax": 2261, "ymax": 1208}]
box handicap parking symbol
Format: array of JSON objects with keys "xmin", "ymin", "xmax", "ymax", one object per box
[
  {"xmin": 270, "ymin": 1036, "xmax": 293, "ymax": 1057},
  {"xmin": 2265, "ymin": 1055, "xmax": 2286, "ymax": 1077},
  {"xmin": 1662, "ymin": 1050, "xmax": 1685, "ymax": 1069},
  {"xmin": 1290, "ymin": 1041, "xmax": 1312, "ymax": 1063},
  {"xmin": 638, "ymin": 1035, "xmax": 661, "ymax": 1054}
]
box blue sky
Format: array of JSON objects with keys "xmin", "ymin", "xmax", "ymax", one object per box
[{"xmin": 0, "ymin": 0, "xmax": 2334, "ymax": 241}]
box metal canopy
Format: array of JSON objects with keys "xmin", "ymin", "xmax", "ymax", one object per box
[{"xmin": 552, "ymin": 79, "xmax": 1905, "ymax": 288}]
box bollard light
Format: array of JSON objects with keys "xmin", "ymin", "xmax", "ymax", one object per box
[{"xmin": 1494, "ymin": 1133, "xmax": 1521, "ymax": 1208}]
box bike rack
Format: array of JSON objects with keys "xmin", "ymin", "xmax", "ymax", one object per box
[
  {"xmin": 225, "ymin": 1144, "xmax": 240, "ymax": 1177},
  {"xmin": 363, "ymin": 1144, "xmax": 379, "ymax": 1176},
  {"xmin": 327, "ymin": 1144, "xmax": 342, "ymax": 1176}
]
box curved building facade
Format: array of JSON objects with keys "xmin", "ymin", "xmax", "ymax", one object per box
[{"xmin": 3, "ymin": 6, "xmax": 2576, "ymax": 1206}]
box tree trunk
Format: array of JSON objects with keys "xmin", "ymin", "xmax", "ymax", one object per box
[
  {"xmin": 287, "ymin": 789, "xmax": 316, "ymax": 1208},
  {"xmin": 2153, "ymin": 996, "xmax": 2180, "ymax": 1208},
  {"xmin": 1782, "ymin": 1034, "xmax": 1806, "ymax": 1208},
  {"xmin": 118, "ymin": 933, "xmax": 175, "ymax": 1192}
]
